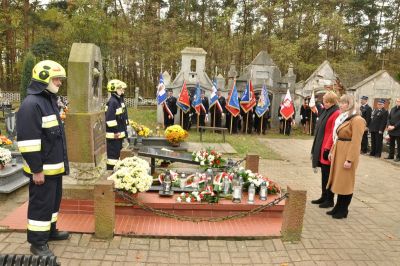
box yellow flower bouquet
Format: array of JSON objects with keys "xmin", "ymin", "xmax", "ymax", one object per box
[
  {"xmin": 129, "ymin": 120, "xmax": 152, "ymax": 137},
  {"xmin": 164, "ymin": 125, "xmax": 188, "ymax": 144},
  {"xmin": 0, "ymin": 135, "xmax": 13, "ymax": 147}
]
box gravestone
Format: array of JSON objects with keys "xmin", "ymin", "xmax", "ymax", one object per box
[
  {"xmin": 64, "ymin": 43, "xmax": 106, "ymax": 185},
  {"xmin": 5, "ymin": 111, "xmax": 16, "ymax": 140}
]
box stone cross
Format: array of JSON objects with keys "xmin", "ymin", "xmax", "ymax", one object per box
[
  {"xmin": 378, "ymin": 54, "xmax": 389, "ymax": 70},
  {"xmin": 65, "ymin": 43, "xmax": 106, "ymax": 184}
]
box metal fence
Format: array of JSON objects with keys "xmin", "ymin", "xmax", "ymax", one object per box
[{"xmin": 0, "ymin": 92, "xmax": 157, "ymax": 107}]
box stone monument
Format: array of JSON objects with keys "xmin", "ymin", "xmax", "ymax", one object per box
[{"xmin": 64, "ymin": 43, "xmax": 106, "ymax": 185}]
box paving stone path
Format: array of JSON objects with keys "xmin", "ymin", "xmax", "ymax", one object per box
[{"xmin": 1, "ymin": 138, "xmax": 399, "ymax": 265}]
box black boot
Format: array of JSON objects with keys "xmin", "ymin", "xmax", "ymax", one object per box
[
  {"xmin": 332, "ymin": 194, "xmax": 352, "ymax": 219},
  {"xmin": 30, "ymin": 244, "xmax": 54, "ymax": 256},
  {"xmin": 326, "ymin": 196, "xmax": 342, "ymax": 215},
  {"xmin": 49, "ymin": 230, "xmax": 70, "ymax": 241},
  {"xmin": 311, "ymin": 197, "xmax": 325, "ymax": 204},
  {"xmin": 319, "ymin": 188, "xmax": 334, "ymax": 208},
  {"xmin": 313, "ymin": 165, "xmax": 329, "ymax": 205}
]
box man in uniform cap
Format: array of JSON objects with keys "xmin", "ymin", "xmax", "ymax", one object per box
[
  {"xmin": 163, "ymin": 89, "xmax": 177, "ymax": 128},
  {"xmin": 386, "ymin": 98, "xmax": 400, "ymax": 161},
  {"xmin": 369, "ymin": 99, "xmax": 388, "ymax": 158},
  {"xmin": 360, "ymin": 96, "xmax": 372, "ymax": 154},
  {"xmin": 199, "ymin": 90, "xmax": 209, "ymax": 131}
]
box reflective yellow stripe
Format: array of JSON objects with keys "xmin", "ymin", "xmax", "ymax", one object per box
[
  {"xmin": 105, "ymin": 131, "xmax": 126, "ymax": 139},
  {"xmin": 107, "ymin": 159, "xmax": 118, "ymax": 165},
  {"xmin": 42, "ymin": 114, "xmax": 59, "ymax": 128},
  {"xmin": 27, "ymin": 219, "xmax": 51, "ymax": 232},
  {"xmin": 51, "ymin": 212, "xmax": 58, "ymax": 223},
  {"xmin": 116, "ymin": 108, "xmax": 123, "ymax": 115},
  {"xmin": 121, "ymin": 103, "xmax": 125, "ymax": 108},
  {"xmin": 18, "ymin": 139, "xmax": 41, "ymax": 153},
  {"xmin": 23, "ymin": 162, "xmax": 65, "ymax": 176},
  {"xmin": 106, "ymin": 120, "xmax": 118, "ymax": 127},
  {"xmin": 27, "ymin": 224, "xmax": 51, "ymax": 231}
]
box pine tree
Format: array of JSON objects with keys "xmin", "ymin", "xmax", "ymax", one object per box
[{"xmin": 20, "ymin": 52, "xmax": 36, "ymax": 103}]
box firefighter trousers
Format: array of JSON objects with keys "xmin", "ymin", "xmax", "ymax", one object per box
[
  {"xmin": 107, "ymin": 138, "xmax": 123, "ymax": 170},
  {"xmin": 27, "ymin": 176, "xmax": 62, "ymax": 246}
]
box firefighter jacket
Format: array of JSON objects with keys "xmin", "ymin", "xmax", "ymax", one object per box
[
  {"xmin": 120, "ymin": 95, "xmax": 129, "ymax": 129},
  {"xmin": 105, "ymin": 93, "xmax": 127, "ymax": 139},
  {"xmin": 16, "ymin": 81, "xmax": 69, "ymax": 177}
]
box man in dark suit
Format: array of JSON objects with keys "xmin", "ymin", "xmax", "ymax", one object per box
[
  {"xmin": 360, "ymin": 96, "xmax": 372, "ymax": 154},
  {"xmin": 199, "ymin": 90, "xmax": 209, "ymax": 131},
  {"xmin": 386, "ymin": 98, "xmax": 400, "ymax": 161},
  {"xmin": 210, "ymin": 89, "xmax": 226, "ymax": 129},
  {"xmin": 163, "ymin": 89, "xmax": 177, "ymax": 128},
  {"xmin": 369, "ymin": 99, "xmax": 388, "ymax": 158}
]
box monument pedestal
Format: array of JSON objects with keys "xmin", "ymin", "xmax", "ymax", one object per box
[{"xmin": 65, "ymin": 112, "xmax": 105, "ymax": 165}]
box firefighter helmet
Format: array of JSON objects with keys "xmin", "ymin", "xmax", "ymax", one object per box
[
  {"xmin": 107, "ymin": 79, "xmax": 123, "ymax": 92},
  {"xmin": 119, "ymin": 81, "xmax": 127, "ymax": 89},
  {"xmin": 32, "ymin": 60, "xmax": 66, "ymax": 84}
]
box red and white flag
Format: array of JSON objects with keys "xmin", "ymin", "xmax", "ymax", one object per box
[
  {"xmin": 309, "ymin": 90, "xmax": 318, "ymax": 114},
  {"xmin": 280, "ymin": 89, "xmax": 294, "ymax": 120}
]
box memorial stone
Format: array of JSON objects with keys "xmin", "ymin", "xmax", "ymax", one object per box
[{"xmin": 64, "ymin": 43, "xmax": 106, "ymax": 185}]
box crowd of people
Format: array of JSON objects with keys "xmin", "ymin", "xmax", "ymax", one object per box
[
  {"xmin": 311, "ymin": 91, "xmax": 400, "ymax": 220},
  {"xmin": 162, "ymin": 88, "xmax": 272, "ymax": 135}
]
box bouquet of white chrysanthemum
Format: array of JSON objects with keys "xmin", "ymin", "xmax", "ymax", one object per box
[
  {"xmin": 107, "ymin": 156, "xmax": 153, "ymax": 194},
  {"xmin": 0, "ymin": 147, "xmax": 12, "ymax": 166}
]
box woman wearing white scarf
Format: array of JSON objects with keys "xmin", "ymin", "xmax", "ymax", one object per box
[{"xmin": 326, "ymin": 95, "xmax": 366, "ymax": 219}]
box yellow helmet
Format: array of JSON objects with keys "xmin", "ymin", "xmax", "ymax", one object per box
[
  {"xmin": 107, "ymin": 79, "xmax": 123, "ymax": 92},
  {"xmin": 119, "ymin": 81, "xmax": 127, "ymax": 89},
  {"xmin": 32, "ymin": 60, "xmax": 66, "ymax": 84}
]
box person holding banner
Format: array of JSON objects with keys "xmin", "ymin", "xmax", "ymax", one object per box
[
  {"xmin": 163, "ymin": 89, "xmax": 177, "ymax": 128},
  {"xmin": 177, "ymin": 81, "xmax": 191, "ymax": 130},
  {"xmin": 300, "ymin": 99, "xmax": 311, "ymax": 134},
  {"xmin": 198, "ymin": 90, "xmax": 209, "ymax": 131},
  {"xmin": 255, "ymin": 84, "xmax": 271, "ymax": 134},
  {"xmin": 210, "ymin": 89, "xmax": 226, "ymax": 129},
  {"xmin": 279, "ymin": 89, "xmax": 296, "ymax": 136},
  {"xmin": 225, "ymin": 81, "xmax": 241, "ymax": 134}
]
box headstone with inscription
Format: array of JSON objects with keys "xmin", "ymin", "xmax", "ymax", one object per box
[{"xmin": 64, "ymin": 43, "xmax": 106, "ymax": 184}]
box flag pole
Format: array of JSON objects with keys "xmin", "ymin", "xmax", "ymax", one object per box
[
  {"xmin": 197, "ymin": 113, "xmax": 199, "ymax": 132},
  {"xmin": 284, "ymin": 119, "xmax": 287, "ymax": 135},
  {"xmin": 181, "ymin": 109, "xmax": 183, "ymax": 128},
  {"xmin": 245, "ymin": 113, "xmax": 249, "ymax": 134},
  {"xmin": 310, "ymin": 112, "xmax": 312, "ymax": 135},
  {"xmin": 213, "ymin": 107, "xmax": 216, "ymax": 133},
  {"xmin": 260, "ymin": 115, "xmax": 263, "ymax": 135},
  {"xmin": 230, "ymin": 115, "xmax": 233, "ymax": 135}
]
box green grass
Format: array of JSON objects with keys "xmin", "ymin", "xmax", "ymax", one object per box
[
  {"xmin": 128, "ymin": 107, "xmax": 313, "ymax": 160},
  {"xmin": 128, "ymin": 107, "xmax": 158, "ymax": 129}
]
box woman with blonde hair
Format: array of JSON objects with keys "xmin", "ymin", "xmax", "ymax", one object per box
[
  {"xmin": 311, "ymin": 91, "xmax": 340, "ymax": 208},
  {"xmin": 326, "ymin": 94, "xmax": 366, "ymax": 219}
]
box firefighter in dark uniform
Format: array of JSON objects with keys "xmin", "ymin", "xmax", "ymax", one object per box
[
  {"xmin": 163, "ymin": 89, "xmax": 177, "ymax": 128},
  {"xmin": 119, "ymin": 81, "xmax": 130, "ymax": 138},
  {"xmin": 369, "ymin": 99, "xmax": 388, "ymax": 158},
  {"xmin": 16, "ymin": 60, "xmax": 70, "ymax": 256},
  {"xmin": 210, "ymin": 89, "xmax": 226, "ymax": 129},
  {"xmin": 106, "ymin": 79, "xmax": 127, "ymax": 170},
  {"xmin": 360, "ymin": 96, "xmax": 372, "ymax": 154}
]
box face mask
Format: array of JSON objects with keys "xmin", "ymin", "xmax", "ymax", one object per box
[{"xmin": 46, "ymin": 80, "xmax": 60, "ymax": 94}]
